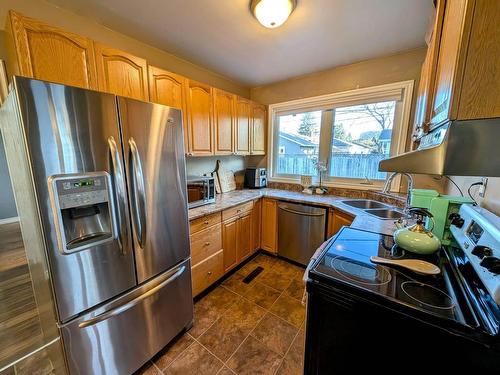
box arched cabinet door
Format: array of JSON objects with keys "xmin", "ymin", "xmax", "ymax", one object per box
[
  {"xmin": 94, "ymin": 43, "xmax": 148, "ymax": 101},
  {"xmin": 251, "ymin": 103, "xmax": 267, "ymax": 155},
  {"xmin": 8, "ymin": 10, "xmax": 97, "ymax": 89},
  {"xmin": 186, "ymin": 80, "xmax": 214, "ymax": 156}
]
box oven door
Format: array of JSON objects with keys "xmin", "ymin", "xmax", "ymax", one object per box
[{"xmin": 60, "ymin": 259, "xmax": 193, "ymax": 375}]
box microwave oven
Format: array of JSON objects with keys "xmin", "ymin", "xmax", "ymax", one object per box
[{"xmin": 186, "ymin": 176, "xmax": 216, "ymax": 208}]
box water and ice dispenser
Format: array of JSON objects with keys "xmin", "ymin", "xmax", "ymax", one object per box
[{"xmin": 48, "ymin": 172, "xmax": 116, "ymax": 254}]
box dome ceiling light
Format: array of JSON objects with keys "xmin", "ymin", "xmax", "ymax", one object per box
[{"xmin": 250, "ymin": 0, "xmax": 297, "ymax": 29}]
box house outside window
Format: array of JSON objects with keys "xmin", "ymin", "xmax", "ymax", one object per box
[{"xmin": 267, "ymin": 81, "xmax": 413, "ymax": 189}]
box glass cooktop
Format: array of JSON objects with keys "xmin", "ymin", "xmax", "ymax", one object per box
[{"xmin": 312, "ymin": 227, "xmax": 462, "ymax": 322}]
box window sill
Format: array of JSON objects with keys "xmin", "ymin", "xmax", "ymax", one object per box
[{"xmin": 268, "ymin": 176, "xmax": 386, "ymax": 192}]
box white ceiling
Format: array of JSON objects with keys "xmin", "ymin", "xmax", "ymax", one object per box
[{"xmin": 47, "ymin": 0, "xmax": 433, "ymax": 86}]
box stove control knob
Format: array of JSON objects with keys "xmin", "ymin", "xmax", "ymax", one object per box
[
  {"xmin": 472, "ymin": 246, "xmax": 493, "ymax": 259},
  {"xmin": 480, "ymin": 256, "xmax": 500, "ymax": 274},
  {"xmin": 449, "ymin": 213, "xmax": 464, "ymax": 228}
]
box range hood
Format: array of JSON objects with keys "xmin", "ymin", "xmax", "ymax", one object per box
[{"xmin": 379, "ymin": 118, "xmax": 500, "ymax": 176}]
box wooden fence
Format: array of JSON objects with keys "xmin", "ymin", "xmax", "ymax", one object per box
[{"xmin": 277, "ymin": 153, "xmax": 388, "ymax": 180}]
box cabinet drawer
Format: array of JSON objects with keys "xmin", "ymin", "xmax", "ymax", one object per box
[
  {"xmin": 190, "ymin": 212, "xmax": 222, "ymax": 234},
  {"xmin": 190, "ymin": 223, "xmax": 222, "ymax": 266},
  {"xmin": 191, "ymin": 250, "xmax": 224, "ymax": 297},
  {"xmin": 222, "ymin": 201, "xmax": 253, "ymax": 221}
]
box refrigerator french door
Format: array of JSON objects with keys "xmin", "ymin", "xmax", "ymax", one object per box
[
  {"xmin": 7, "ymin": 77, "xmax": 193, "ymax": 374},
  {"xmin": 118, "ymin": 97, "xmax": 190, "ymax": 282}
]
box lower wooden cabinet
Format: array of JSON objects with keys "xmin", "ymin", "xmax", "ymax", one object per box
[
  {"xmin": 252, "ymin": 199, "xmax": 262, "ymax": 252},
  {"xmin": 261, "ymin": 198, "xmax": 277, "ymax": 253},
  {"xmin": 190, "ymin": 223, "xmax": 222, "ymax": 266},
  {"xmin": 191, "ymin": 250, "xmax": 224, "ymax": 297},
  {"xmin": 222, "ymin": 217, "xmax": 238, "ymax": 272},
  {"xmin": 222, "ymin": 202, "xmax": 254, "ymax": 273},
  {"xmin": 237, "ymin": 213, "xmax": 252, "ymax": 262},
  {"xmin": 327, "ymin": 209, "xmax": 354, "ymax": 238}
]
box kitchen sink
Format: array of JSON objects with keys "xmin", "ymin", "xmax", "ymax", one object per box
[
  {"xmin": 364, "ymin": 208, "xmax": 404, "ymax": 220},
  {"xmin": 341, "ymin": 199, "xmax": 389, "ymax": 209}
]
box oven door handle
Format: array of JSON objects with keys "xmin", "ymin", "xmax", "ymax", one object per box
[{"xmin": 78, "ymin": 265, "xmax": 186, "ymax": 329}]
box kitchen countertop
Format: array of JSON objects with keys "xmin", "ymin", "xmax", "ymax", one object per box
[{"xmin": 188, "ymin": 188, "xmax": 398, "ymax": 236}]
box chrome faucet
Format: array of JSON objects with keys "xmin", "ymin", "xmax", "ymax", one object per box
[{"xmin": 382, "ymin": 172, "xmax": 414, "ymax": 214}]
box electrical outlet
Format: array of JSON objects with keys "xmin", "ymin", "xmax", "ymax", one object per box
[{"xmin": 479, "ymin": 177, "xmax": 488, "ymax": 198}]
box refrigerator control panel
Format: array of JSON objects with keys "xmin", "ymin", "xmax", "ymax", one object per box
[{"xmin": 48, "ymin": 172, "xmax": 117, "ymax": 254}]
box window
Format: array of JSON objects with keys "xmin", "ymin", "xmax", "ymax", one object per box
[
  {"xmin": 268, "ymin": 81, "xmax": 413, "ymax": 189},
  {"xmin": 276, "ymin": 111, "xmax": 321, "ymax": 176}
]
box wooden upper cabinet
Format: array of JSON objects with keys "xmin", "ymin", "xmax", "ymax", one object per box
[
  {"xmin": 7, "ymin": 11, "xmax": 97, "ymax": 89},
  {"xmin": 429, "ymin": 0, "xmax": 473, "ymax": 127},
  {"xmin": 235, "ymin": 97, "xmax": 251, "ymax": 155},
  {"xmin": 148, "ymin": 66, "xmax": 186, "ymax": 109},
  {"xmin": 457, "ymin": 0, "xmax": 500, "ymax": 119},
  {"xmin": 186, "ymin": 80, "xmax": 214, "ymax": 156},
  {"xmin": 213, "ymin": 89, "xmax": 235, "ymax": 155},
  {"xmin": 251, "ymin": 103, "xmax": 266, "ymax": 155},
  {"xmin": 148, "ymin": 66, "xmax": 188, "ymax": 148},
  {"xmin": 94, "ymin": 43, "xmax": 148, "ymax": 101},
  {"xmin": 412, "ymin": 0, "xmax": 445, "ymax": 141}
]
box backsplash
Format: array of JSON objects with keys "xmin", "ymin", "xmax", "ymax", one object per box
[
  {"xmin": 267, "ymin": 182, "xmax": 405, "ymax": 208},
  {"xmin": 186, "ymin": 155, "xmax": 247, "ymax": 185},
  {"xmin": 446, "ymin": 176, "xmax": 500, "ymax": 216}
]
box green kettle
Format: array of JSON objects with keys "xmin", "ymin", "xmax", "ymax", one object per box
[{"xmin": 394, "ymin": 208, "xmax": 441, "ymax": 255}]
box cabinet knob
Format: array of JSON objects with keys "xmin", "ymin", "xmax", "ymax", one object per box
[
  {"xmin": 204, "ymin": 242, "xmax": 210, "ymax": 246},
  {"xmin": 207, "ymin": 271, "xmax": 213, "ymax": 276},
  {"xmin": 204, "ymin": 220, "xmax": 209, "ymax": 224}
]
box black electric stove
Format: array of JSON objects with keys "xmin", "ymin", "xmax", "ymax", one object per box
[{"xmin": 305, "ymin": 227, "xmax": 500, "ymax": 374}]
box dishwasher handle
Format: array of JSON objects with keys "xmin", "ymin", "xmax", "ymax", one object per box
[{"xmin": 278, "ymin": 205, "xmax": 326, "ymax": 217}]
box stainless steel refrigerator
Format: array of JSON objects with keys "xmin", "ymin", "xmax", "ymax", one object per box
[{"xmin": 0, "ymin": 76, "xmax": 193, "ymax": 374}]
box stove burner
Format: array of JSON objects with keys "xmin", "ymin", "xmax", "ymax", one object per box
[
  {"xmin": 401, "ymin": 281, "xmax": 455, "ymax": 310},
  {"xmin": 331, "ymin": 256, "xmax": 392, "ymax": 286},
  {"xmin": 390, "ymin": 245, "xmax": 406, "ymax": 259}
]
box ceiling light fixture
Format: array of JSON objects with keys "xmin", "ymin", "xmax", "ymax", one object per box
[{"xmin": 250, "ymin": 0, "xmax": 297, "ymax": 29}]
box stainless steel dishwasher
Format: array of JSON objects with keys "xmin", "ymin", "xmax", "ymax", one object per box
[{"xmin": 277, "ymin": 201, "xmax": 327, "ymax": 265}]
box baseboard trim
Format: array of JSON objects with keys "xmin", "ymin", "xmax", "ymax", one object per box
[{"xmin": 0, "ymin": 216, "xmax": 19, "ymax": 225}]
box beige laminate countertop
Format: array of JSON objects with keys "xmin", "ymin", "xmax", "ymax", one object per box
[{"xmin": 188, "ymin": 188, "xmax": 398, "ymax": 236}]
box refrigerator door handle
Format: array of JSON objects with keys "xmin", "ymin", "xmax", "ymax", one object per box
[
  {"xmin": 78, "ymin": 265, "xmax": 186, "ymax": 329},
  {"xmin": 108, "ymin": 136, "xmax": 128, "ymax": 254},
  {"xmin": 128, "ymin": 137, "xmax": 147, "ymax": 249}
]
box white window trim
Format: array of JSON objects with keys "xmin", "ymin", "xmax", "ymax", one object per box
[{"xmin": 267, "ymin": 80, "xmax": 414, "ymax": 191}]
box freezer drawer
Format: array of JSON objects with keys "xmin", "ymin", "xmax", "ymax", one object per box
[
  {"xmin": 60, "ymin": 259, "xmax": 193, "ymax": 375},
  {"xmin": 278, "ymin": 202, "xmax": 326, "ymax": 265}
]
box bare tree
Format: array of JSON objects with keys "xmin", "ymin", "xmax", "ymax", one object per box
[{"xmin": 335, "ymin": 101, "xmax": 395, "ymax": 151}]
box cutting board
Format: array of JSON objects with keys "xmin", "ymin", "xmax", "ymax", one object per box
[{"xmin": 216, "ymin": 160, "xmax": 236, "ymax": 193}]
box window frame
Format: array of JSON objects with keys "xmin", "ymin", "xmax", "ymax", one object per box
[{"xmin": 267, "ymin": 80, "xmax": 414, "ymax": 191}]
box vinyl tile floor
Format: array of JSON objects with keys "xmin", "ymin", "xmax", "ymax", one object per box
[{"xmin": 136, "ymin": 254, "xmax": 306, "ymax": 375}]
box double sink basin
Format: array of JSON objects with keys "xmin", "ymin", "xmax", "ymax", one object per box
[{"xmin": 340, "ymin": 199, "xmax": 404, "ymax": 220}]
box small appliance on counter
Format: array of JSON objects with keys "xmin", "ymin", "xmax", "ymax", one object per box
[
  {"xmin": 245, "ymin": 167, "xmax": 267, "ymax": 188},
  {"xmin": 186, "ymin": 176, "xmax": 216, "ymax": 208},
  {"xmin": 304, "ymin": 205, "xmax": 500, "ymax": 373},
  {"xmin": 410, "ymin": 189, "xmax": 474, "ymax": 245}
]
